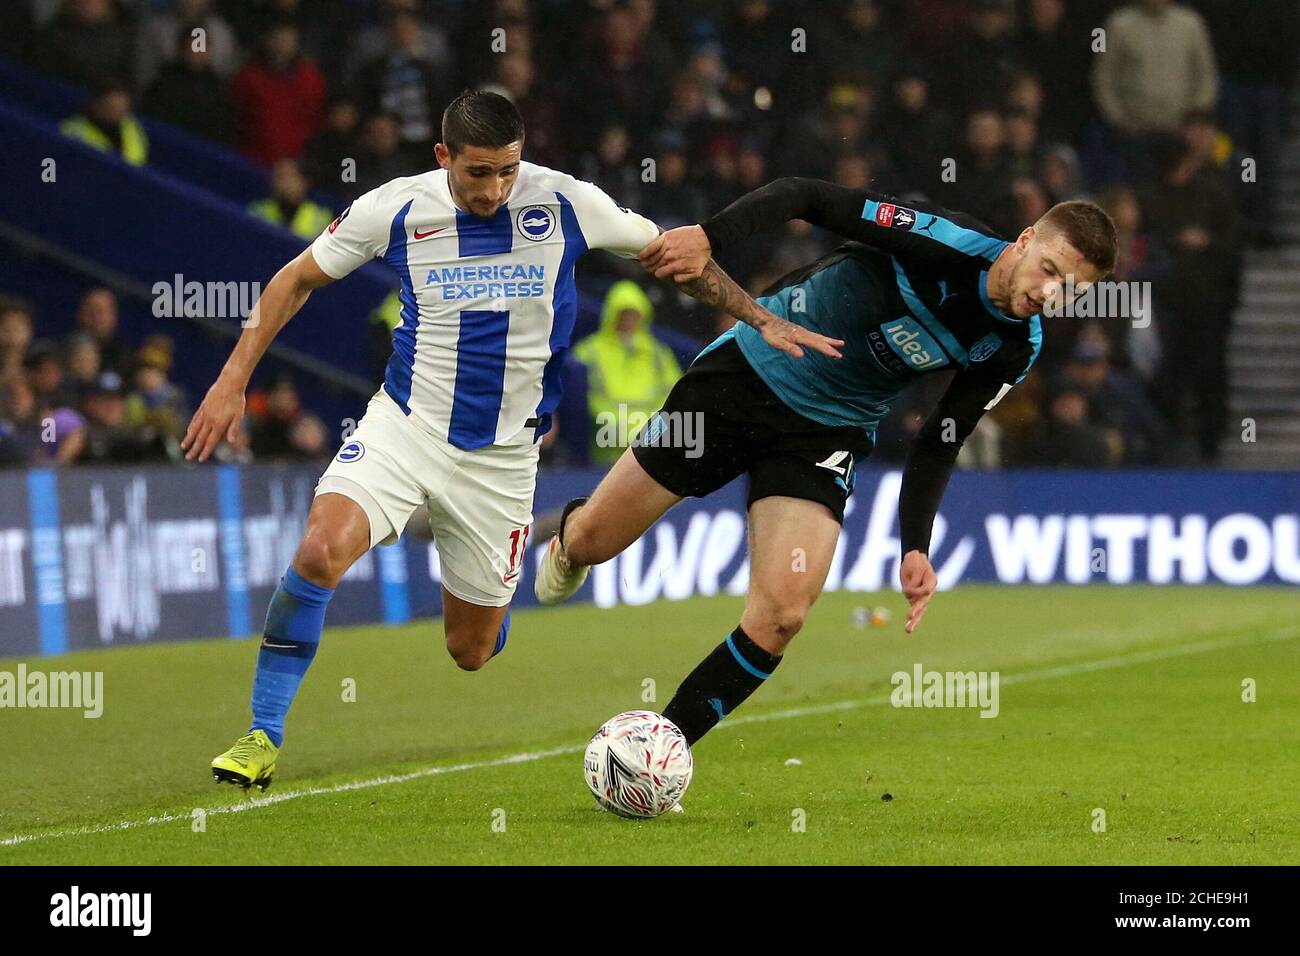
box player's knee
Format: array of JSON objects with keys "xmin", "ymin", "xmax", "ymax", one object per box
[
  {"xmin": 444, "ymin": 627, "xmax": 493, "ymax": 671},
  {"xmin": 294, "ymin": 530, "xmax": 349, "ymax": 587},
  {"xmin": 744, "ymin": 602, "xmax": 808, "ymax": 651}
]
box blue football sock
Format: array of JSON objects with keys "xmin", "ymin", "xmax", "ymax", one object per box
[
  {"xmin": 491, "ymin": 610, "xmax": 512, "ymax": 658},
  {"xmin": 248, "ymin": 567, "xmax": 334, "ymax": 747}
]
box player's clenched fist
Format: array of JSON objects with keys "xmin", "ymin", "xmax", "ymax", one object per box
[
  {"xmin": 900, "ymin": 549, "xmax": 937, "ymax": 633},
  {"xmin": 639, "ymin": 224, "xmax": 712, "ymax": 282}
]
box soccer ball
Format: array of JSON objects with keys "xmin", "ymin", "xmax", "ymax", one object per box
[{"xmin": 584, "ymin": 711, "xmax": 693, "ymax": 818}]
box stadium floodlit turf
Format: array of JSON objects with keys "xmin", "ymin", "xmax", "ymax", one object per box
[{"xmin": 2, "ymin": 586, "xmax": 1297, "ymax": 865}]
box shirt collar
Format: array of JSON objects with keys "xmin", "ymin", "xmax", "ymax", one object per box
[{"xmin": 979, "ymin": 270, "xmax": 1026, "ymax": 324}]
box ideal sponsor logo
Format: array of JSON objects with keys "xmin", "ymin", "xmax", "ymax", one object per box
[
  {"xmin": 881, "ymin": 318, "xmax": 948, "ymax": 370},
  {"xmin": 49, "ymin": 886, "xmax": 151, "ymax": 936}
]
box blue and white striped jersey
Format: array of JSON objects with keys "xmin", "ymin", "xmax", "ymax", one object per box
[{"xmin": 312, "ymin": 161, "xmax": 659, "ymax": 450}]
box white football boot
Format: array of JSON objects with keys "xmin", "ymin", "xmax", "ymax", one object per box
[
  {"xmin": 534, "ymin": 497, "xmax": 590, "ymax": 605},
  {"xmin": 534, "ymin": 534, "xmax": 589, "ymax": 605}
]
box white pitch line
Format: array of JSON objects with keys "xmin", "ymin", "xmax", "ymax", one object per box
[{"xmin": 2, "ymin": 626, "xmax": 1295, "ymax": 849}]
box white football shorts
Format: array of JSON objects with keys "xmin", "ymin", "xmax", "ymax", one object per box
[{"xmin": 315, "ymin": 389, "xmax": 539, "ymax": 607}]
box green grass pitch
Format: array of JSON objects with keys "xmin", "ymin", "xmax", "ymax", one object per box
[{"xmin": 2, "ymin": 586, "xmax": 1297, "ymax": 864}]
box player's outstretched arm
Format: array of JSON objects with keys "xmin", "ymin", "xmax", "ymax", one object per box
[
  {"xmin": 640, "ymin": 179, "xmax": 859, "ymax": 282},
  {"xmin": 181, "ymin": 247, "xmax": 334, "ymax": 462},
  {"xmin": 673, "ymin": 257, "xmax": 844, "ymax": 360}
]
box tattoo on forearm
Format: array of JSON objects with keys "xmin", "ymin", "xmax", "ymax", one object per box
[{"xmin": 678, "ymin": 259, "xmax": 770, "ymax": 331}]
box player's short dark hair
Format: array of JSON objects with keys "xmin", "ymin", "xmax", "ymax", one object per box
[
  {"xmin": 441, "ymin": 90, "xmax": 524, "ymax": 156},
  {"xmin": 1038, "ymin": 200, "xmax": 1118, "ymax": 277}
]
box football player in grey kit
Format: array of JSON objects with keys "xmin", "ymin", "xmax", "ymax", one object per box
[{"xmin": 538, "ymin": 178, "xmax": 1117, "ymax": 747}]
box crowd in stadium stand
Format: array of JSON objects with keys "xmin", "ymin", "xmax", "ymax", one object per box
[{"xmin": 0, "ymin": 0, "xmax": 1295, "ymax": 470}]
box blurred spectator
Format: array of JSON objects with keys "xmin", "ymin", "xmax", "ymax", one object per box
[
  {"xmin": 1038, "ymin": 143, "xmax": 1087, "ymax": 204},
  {"xmin": 79, "ymin": 370, "xmax": 171, "ymax": 463},
  {"xmin": 485, "ymin": 50, "xmax": 565, "ymax": 171},
  {"xmin": 1143, "ymin": 132, "xmax": 1242, "ymax": 463},
  {"xmin": 60, "ymin": 78, "xmax": 150, "ymax": 166},
  {"xmin": 572, "ymin": 281, "xmax": 682, "ymax": 466},
  {"xmin": 125, "ymin": 336, "xmax": 188, "ymax": 453},
  {"xmin": 74, "ymin": 287, "xmax": 132, "ymax": 378},
  {"xmin": 1057, "ymin": 329, "xmax": 1169, "ymax": 465},
  {"xmin": 247, "ymin": 374, "xmax": 307, "ymax": 460},
  {"xmin": 1005, "ymin": 109, "xmax": 1043, "ymax": 179},
  {"xmin": 720, "ymin": 0, "xmax": 793, "ymax": 104},
  {"xmin": 579, "ymin": 126, "xmax": 642, "ymax": 210},
  {"xmin": 231, "ymin": 21, "xmax": 326, "ymax": 165},
  {"xmin": 780, "ymin": 85, "xmax": 876, "ymax": 181},
  {"xmin": 0, "ymin": 376, "xmax": 41, "ymax": 467},
  {"xmin": 25, "ymin": 342, "xmax": 75, "ymax": 411},
  {"xmin": 881, "ymin": 68, "xmax": 953, "ymax": 196},
  {"xmin": 351, "ymin": 112, "xmax": 412, "ymax": 197},
  {"xmin": 64, "ymin": 333, "xmax": 103, "ymax": 402},
  {"xmin": 348, "ymin": 0, "xmax": 452, "ymax": 86},
  {"xmin": 286, "ymin": 413, "xmax": 330, "ymax": 463},
  {"xmin": 1198, "ymin": 0, "xmax": 1299, "ymax": 247},
  {"xmin": 576, "ymin": 4, "xmax": 674, "ymax": 141},
  {"xmin": 1014, "ymin": 1, "xmax": 1094, "ymax": 145},
  {"xmin": 941, "ymin": 0, "xmax": 1022, "ymax": 114},
  {"xmin": 1093, "ymin": 183, "xmax": 1170, "ymax": 379},
  {"xmin": 142, "ymin": 20, "xmax": 236, "ymax": 144},
  {"xmin": 1179, "ymin": 108, "xmax": 1253, "ymax": 236},
  {"xmin": 303, "ymin": 96, "xmax": 361, "ymax": 199},
  {"xmin": 1009, "ymin": 176, "xmax": 1050, "ymax": 231},
  {"xmin": 355, "ymin": 9, "xmax": 447, "ymax": 157},
  {"xmin": 821, "ymin": 0, "xmax": 897, "ymax": 93},
  {"xmin": 248, "ymin": 158, "xmax": 335, "ymax": 239},
  {"xmin": 946, "ymin": 109, "xmax": 1019, "ymax": 237},
  {"xmin": 136, "ymin": 0, "xmax": 239, "ymax": 92},
  {"xmin": 13, "ymin": 358, "xmax": 88, "ymax": 468},
  {"xmin": 1092, "ymin": 0, "xmax": 1217, "ymax": 180},
  {"xmin": 1011, "ymin": 387, "xmax": 1118, "ymax": 467},
  {"xmin": 640, "ymin": 131, "xmax": 707, "ymax": 229},
  {"xmin": 38, "ymin": 0, "xmax": 134, "ymax": 90},
  {"xmin": 0, "ymin": 298, "xmax": 35, "ymax": 377}
]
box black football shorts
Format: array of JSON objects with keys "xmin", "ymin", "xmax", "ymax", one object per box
[{"xmin": 631, "ymin": 336, "xmax": 874, "ymax": 523}]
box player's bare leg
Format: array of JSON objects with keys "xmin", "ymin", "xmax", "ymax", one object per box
[
  {"xmin": 442, "ymin": 589, "xmax": 512, "ymax": 671},
  {"xmin": 212, "ymin": 492, "xmax": 372, "ymax": 789},
  {"xmin": 534, "ymin": 448, "xmax": 681, "ymax": 604},
  {"xmin": 660, "ymin": 495, "xmax": 841, "ymax": 746},
  {"xmin": 739, "ymin": 496, "xmax": 841, "ymax": 654}
]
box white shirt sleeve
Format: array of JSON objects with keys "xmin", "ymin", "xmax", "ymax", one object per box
[
  {"xmin": 563, "ymin": 178, "xmax": 660, "ymax": 259},
  {"xmin": 310, "ymin": 186, "xmax": 393, "ymax": 279}
]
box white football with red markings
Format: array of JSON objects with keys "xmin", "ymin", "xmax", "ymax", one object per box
[{"xmin": 583, "ymin": 711, "xmax": 693, "ymax": 818}]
